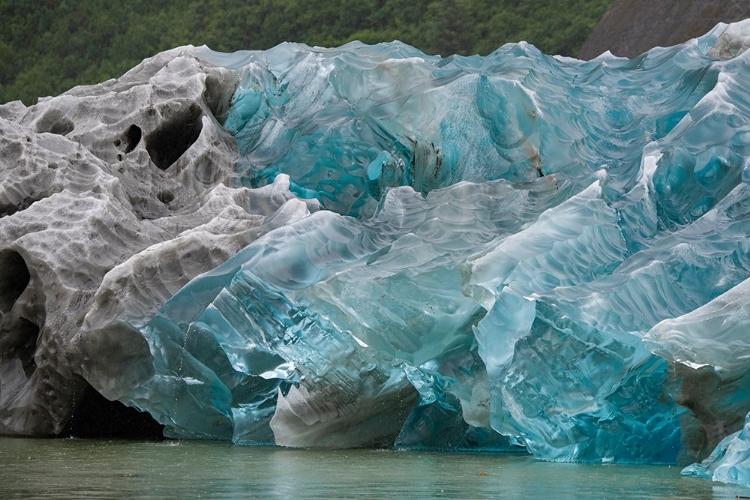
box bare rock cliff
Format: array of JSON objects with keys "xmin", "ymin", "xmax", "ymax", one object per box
[{"xmin": 579, "ymin": 0, "xmax": 750, "ymax": 59}]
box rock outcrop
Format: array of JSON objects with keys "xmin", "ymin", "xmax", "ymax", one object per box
[{"xmin": 579, "ymin": 0, "xmax": 750, "ymax": 59}]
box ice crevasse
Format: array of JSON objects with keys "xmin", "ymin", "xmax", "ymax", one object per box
[{"xmin": 3, "ymin": 18, "xmax": 750, "ymax": 487}]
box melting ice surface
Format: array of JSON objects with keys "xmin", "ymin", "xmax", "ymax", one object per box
[{"xmin": 108, "ymin": 21, "xmax": 750, "ymax": 485}]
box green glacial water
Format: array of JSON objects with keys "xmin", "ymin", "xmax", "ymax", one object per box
[{"xmin": 1, "ymin": 437, "xmax": 749, "ymax": 499}]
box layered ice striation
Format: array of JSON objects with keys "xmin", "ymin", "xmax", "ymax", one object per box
[{"xmin": 3, "ymin": 18, "xmax": 750, "ymax": 487}]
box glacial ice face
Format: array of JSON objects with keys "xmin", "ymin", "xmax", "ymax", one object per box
[
  {"xmin": 4, "ymin": 18, "xmax": 750, "ymax": 486},
  {"xmin": 91, "ymin": 19, "xmax": 750, "ymax": 465},
  {"xmin": 0, "ymin": 46, "xmax": 317, "ymax": 436}
]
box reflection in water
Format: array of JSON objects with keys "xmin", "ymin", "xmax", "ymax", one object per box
[{"xmin": 0, "ymin": 437, "xmax": 748, "ymax": 499}]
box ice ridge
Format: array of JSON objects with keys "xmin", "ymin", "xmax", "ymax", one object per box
[{"xmin": 2, "ymin": 18, "xmax": 750, "ymax": 487}]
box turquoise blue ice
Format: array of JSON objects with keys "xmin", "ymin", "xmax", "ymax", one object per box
[{"xmin": 105, "ymin": 20, "xmax": 750, "ymax": 486}]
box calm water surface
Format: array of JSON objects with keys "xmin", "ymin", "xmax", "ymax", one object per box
[{"xmin": 1, "ymin": 437, "xmax": 748, "ymax": 499}]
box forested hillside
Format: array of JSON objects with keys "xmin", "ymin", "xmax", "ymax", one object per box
[{"xmin": 0, "ymin": 0, "xmax": 611, "ymax": 105}]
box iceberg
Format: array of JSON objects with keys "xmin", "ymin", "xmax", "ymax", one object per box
[{"xmin": 3, "ymin": 17, "xmax": 750, "ymax": 486}]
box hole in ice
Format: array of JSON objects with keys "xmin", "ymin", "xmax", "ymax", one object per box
[
  {"xmin": 145, "ymin": 104, "xmax": 203, "ymax": 171},
  {"xmin": 123, "ymin": 124, "xmax": 142, "ymax": 153},
  {"xmin": 0, "ymin": 195, "xmax": 44, "ymax": 218},
  {"xmin": 60, "ymin": 384, "xmax": 165, "ymax": 440},
  {"xmin": 157, "ymin": 190, "xmax": 174, "ymax": 204},
  {"xmin": 6, "ymin": 317, "xmax": 39, "ymax": 377},
  {"xmin": 35, "ymin": 109, "xmax": 74, "ymax": 136},
  {"xmin": 0, "ymin": 250, "xmax": 30, "ymax": 314},
  {"xmin": 203, "ymin": 74, "xmax": 235, "ymax": 125},
  {"xmin": 116, "ymin": 124, "xmax": 142, "ymax": 154}
]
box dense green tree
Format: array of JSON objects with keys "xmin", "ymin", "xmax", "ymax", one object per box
[{"xmin": 0, "ymin": 0, "xmax": 612, "ymax": 105}]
